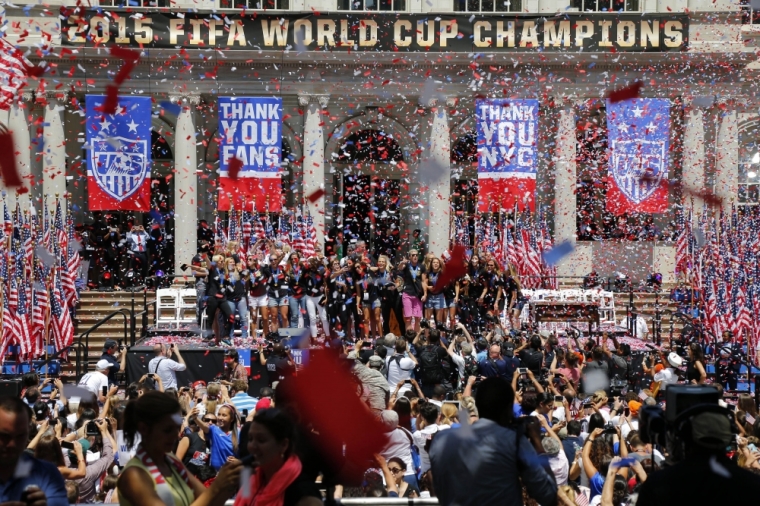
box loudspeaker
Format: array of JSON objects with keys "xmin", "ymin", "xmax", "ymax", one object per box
[{"xmin": 0, "ymin": 379, "xmax": 22, "ymax": 398}]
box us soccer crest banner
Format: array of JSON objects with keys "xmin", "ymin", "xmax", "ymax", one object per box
[
  {"xmin": 86, "ymin": 95, "xmax": 151, "ymax": 211},
  {"xmin": 606, "ymin": 98, "xmax": 670, "ymax": 215},
  {"xmin": 218, "ymin": 96, "xmax": 283, "ymax": 212},
  {"xmin": 476, "ymin": 99, "xmax": 538, "ymax": 212}
]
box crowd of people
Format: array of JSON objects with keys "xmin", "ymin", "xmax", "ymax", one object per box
[{"xmin": 6, "ymin": 231, "xmax": 760, "ymax": 506}]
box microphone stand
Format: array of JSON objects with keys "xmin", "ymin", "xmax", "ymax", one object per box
[{"xmin": 628, "ymin": 285, "xmax": 636, "ymax": 338}]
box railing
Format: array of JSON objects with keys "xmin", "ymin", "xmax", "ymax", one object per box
[
  {"xmin": 73, "ymin": 500, "xmax": 439, "ymax": 506},
  {"xmin": 74, "ymin": 308, "xmax": 132, "ymax": 379}
]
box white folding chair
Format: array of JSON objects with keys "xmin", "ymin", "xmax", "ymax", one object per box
[
  {"xmin": 177, "ymin": 288, "xmax": 197, "ymax": 325},
  {"xmin": 156, "ymin": 288, "xmax": 180, "ymax": 327}
]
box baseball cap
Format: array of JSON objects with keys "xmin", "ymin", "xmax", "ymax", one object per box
[
  {"xmin": 104, "ymin": 339, "xmax": 118, "ymax": 350},
  {"xmin": 255, "ymin": 398, "xmax": 272, "ymax": 411},
  {"xmin": 628, "ymin": 400, "xmax": 642, "ymax": 417},
  {"xmin": 96, "ymin": 359, "xmax": 112, "ymax": 371},
  {"xmin": 192, "ymin": 380, "xmax": 207, "ymax": 391},
  {"xmin": 224, "ymin": 349, "xmax": 239, "ymax": 361},
  {"xmin": 667, "ymin": 352, "xmax": 684, "ymax": 368},
  {"xmin": 691, "ymin": 411, "xmax": 732, "ymax": 450},
  {"xmin": 368, "ymin": 355, "xmax": 384, "ymax": 369}
]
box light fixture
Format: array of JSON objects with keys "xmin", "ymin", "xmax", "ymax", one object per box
[
  {"xmin": 753, "ymin": 152, "xmax": 760, "ymax": 164},
  {"xmin": 749, "ymin": 171, "xmax": 757, "ymax": 179}
]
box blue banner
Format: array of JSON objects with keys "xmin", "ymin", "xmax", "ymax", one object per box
[
  {"xmin": 86, "ymin": 95, "xmax": 152, "ymax": 211},
  {"xmin": 291, "ymin": 349, "xmax": 310, "ymax": 367},
  {"xmin": 475, "ymin": 99, "xmax": 539, "ymax": 212},
  {"xmin": 606, "ymin": 98, "xmax": 670, "ymax": 215},
  {"xmin": 218, "ymin": 96, "xmax": 283, "ymax": 176}
]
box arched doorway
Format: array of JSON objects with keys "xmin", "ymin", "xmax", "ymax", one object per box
[{"xmin": 332, "ymin": 128, "xmax": 404, "ymax": 260}]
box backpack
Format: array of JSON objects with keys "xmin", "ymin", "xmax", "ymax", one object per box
[
  {"xmin": 418, "ymin": 345, "xmax": 444, "ymax": 384},
  {"xmin": 400, "ymin": 427, "xmax": 422, "ymax": 478},
  {"xmin": 520, "ymin": 349, "xmax": 542, "ymax": 373},
  {"xmin": 463, "ymin": 354, "xmax": 479, "ymax": 381}
]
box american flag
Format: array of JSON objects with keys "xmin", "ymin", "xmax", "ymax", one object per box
[
  {"xmin": 0, "ymin": 37, "xmax": 31, "ymax": 111},
  {"xmin": 66, "ymin": 212, "xmax": 81, "ymax": 306},
  {"xmin": 51, "ymin": 272, "xmax": 74, "ymax": 354},
  {"xmin": 42, "ymin": 201, "xmax": 50, "ymax": 249},
  {"xmin": 22, "ymin": 220, "xmax": 33, "ymax": 280},
  {"xmin": 53, "ymin": 200, "xmax": 67, "ymax": 256},
  {"xmin": 252, "ymin": 214, "xmax": 265, "ymax": 242},
  {"xmin": 2, "ymin": 203, "xmax": 11, "ymax": 238},
  {"xmin": 60, "ymin": 250, "xmax": 76, "ymax": 308},
  {"xmin": 227, "ymin": 205, "xmax": 239, "ymax": 243},
  {"xmin": 15, "ymin": 279, "xmax": 32, "ymax": 359},
  {"xmin": 241, "ymin": 208, "xmax": 252, "ymax": 256},
  {"xmin": 675, "ymin": 208, "xmax": 690, "ymax": 276},
  {"xmin": 214, "ymin": 215, "xmax": 227, "ymax": 250},
  {"xmin": 306, "ymin": 214, "xmax": 317, "ymax": 257},
  {"xmin": 540, "ymin": 218, "xmax": 558, "ymax": 289},
  {"xmin": 291, "ymin": 217, "xmax": 306, "ymax": 256},
  {"xmin": 32, "ymin": 264, "xmax": 49, "ymax": 356},
  {"xmin": 0, "ymin": 251, "xmax": 13, "ymax": 364}
]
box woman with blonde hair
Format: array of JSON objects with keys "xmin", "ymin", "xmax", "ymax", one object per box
[
  {"xmin": 361, "ymin": 255, "xmax": 392, "ymax": 339},
  {"xmin": 439, "ymin": 403, "xmax": 459, "ymax": 426},
  {"xmin": 201, "ymin": 383, "xmax": 222, "ymax": 416},
  {"xmin": 504, "ymin": 263, "xmax": 523, "ymax": 330},
  {"xmin": 424, "ymin": 257, "xmax": 447, "ymax": 326}
]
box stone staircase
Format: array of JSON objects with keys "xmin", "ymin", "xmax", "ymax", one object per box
[{"xmin": 69, "ymin": 290, "xmax": 155, "ymax": 376}]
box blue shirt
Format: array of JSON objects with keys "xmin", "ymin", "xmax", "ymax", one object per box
[
  {"xmin": 0, "ymin": 453, "xmax": 68, "ymax": 506},
  {"xmin": 208, "ymin": 424, "xmax": 238, "ymax": 470}
]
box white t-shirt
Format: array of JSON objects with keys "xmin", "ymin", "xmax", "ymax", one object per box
[
  {"xmin": 148, "ymin": 356, "xmax": 187, "ymax": 390},
  {"xmin": 380, "ymin": 428, "xmax": 415, "ymax": 477},
  {"xmin": 386, "ymin": 354, "xmax": 416, "ymax": 393},
  {"xmin": 653, "ymin": 367, "xmax": 677, "ymax": 390},
  {"xmin": 78, "ymin": 372, "xmax": 109, "ymax": 398},
  {"xmin": 412, "ymin": 424, "xmax": 450, "ymax": 474}
]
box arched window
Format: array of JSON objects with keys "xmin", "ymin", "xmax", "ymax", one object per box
[
  {"xmin": 333, "ymin": 129, "xmax": 403, "ymax": 163},
  {"xmin": 152, "ymin": 131, "xmax": 172, "ymax": 160},
  {"xmin": 451, "ymin": 132, "xmax": 478, "ymax": 164}
]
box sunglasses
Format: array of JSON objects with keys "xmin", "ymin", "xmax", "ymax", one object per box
[
  {"xmin": 388, "ymin": 467, "xmax": 404, "ymax": 474},
  {"xmin": 202, "ymin": 418, "xmax": 217, "ymax": 423}
]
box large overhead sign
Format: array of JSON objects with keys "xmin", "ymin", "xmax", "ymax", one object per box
[{"xmin": 61, "ymin": 11, "xmax": 688, "ymax": 53}]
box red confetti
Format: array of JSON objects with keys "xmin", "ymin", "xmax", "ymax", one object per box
[
  {"xmin": 306, "ymin": 188, "xmax": 325, "ymax": 202},
  {"xmin": 0, "ymin": 132, "xmax": 22, "ymax": 189},
  {"xmin": 606, "ymin": 81, "xmax": 644, "ymax": 103},
  {"xmin": 433, "ymin": 244, "xmax": 468, "ymax": 292},
  {"xmin": 228, "ymin": 157, "xmax": 243, "ymax": 180},
  {"xmin": 286, "ymin": 350, "xmax": 386, "ymax": 485}
]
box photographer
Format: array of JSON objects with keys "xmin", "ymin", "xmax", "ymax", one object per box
[
  {"xmin": 125, "ymin": 223, "xmax": 150, "ymax": 285},
  {"xmin": 259, "ymin": 342, "xmax": 295, "ymax": 387},
  {"xmin": 478, "ymin": 343, "xmax": 517, "ymax": 380},
  {"xmin": 581, "ymin": 425, "xmax": 628, "ymax": 500},
  {"xmin": 100, "ymin": 338, "xmax": 126, "ymax": 385},
  {"xmin": 75, "ymin": 417, "xmax": 117, "ymax": 503},
  {"xmin": 148, "ymin": 343, "xmax": 187, "ymax": 391},
  {"xmin": 517, "ymin": 334, "xmax": 544, "ymax": 375},
  {"xmin": 188, "ymin": 246, "xmax": 210, "ymax": 326}
]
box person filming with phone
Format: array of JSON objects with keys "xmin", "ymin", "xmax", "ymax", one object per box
[{"xmin": 148, "ymin": 343, "xmax": 187, "ymax": 391}]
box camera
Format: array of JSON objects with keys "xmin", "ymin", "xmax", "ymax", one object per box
[
  {"xmin": 180, "ymin": 263, "xmax": 189, "ymax": 271},
  {"xmin": 602, "ymin": 422, "xmax": 617, "ymax": 435},
  {"xmin": 86, "ymin": 421, "xmax": 99, "ymax": 436},
  {"xmin": 639, "ymin": 385, "xmax": 725, "ymax": 463},
  {"xmin": 420, "ymin": 319, "xmax": 430, "ymax": 329}
]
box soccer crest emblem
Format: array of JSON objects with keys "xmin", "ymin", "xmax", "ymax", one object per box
[
  {"xmin": 91, "ymin": 136, "xmax": 148, "ymax": 202},
  {"xmin": 610, "ymin": 140, "xmax": 667, "ymax": 205}
]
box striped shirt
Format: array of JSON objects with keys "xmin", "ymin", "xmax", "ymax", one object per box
[{"xmin": 230, "ymin": 392, "xmax": 258, "ymax": 414}]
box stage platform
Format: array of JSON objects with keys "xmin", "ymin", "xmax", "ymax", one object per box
[{"xmin": 126, "ymin": 336, "xmax": 272, "ymax": 395}]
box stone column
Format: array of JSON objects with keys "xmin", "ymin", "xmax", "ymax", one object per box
[
  {"xmin": 553, "ymin": 99, "xmax": 591, "ymax": 279},
  {"xmin": 682, "ymin": 99, "xmax": 706, "ymax": 215},
  {"xmin": 299, "ymin": 93, "xmax": 329, "ymax": 247},
  {"xmin": 715, "ymin": 107, "xmax": 738, "ymax": 214},
  {"xmin": 424, "ymin": 97, "xmax": 455, "ymax": 257},
  {"xmin": 7, "ymin": 93, "xmax": 32, "ymax": 209},
  {"xmin": 42, "ymin": 92, "xmax": 67, "ymax": 216},
  {"xmin": 172, "ymin": 93, "xmax": 200, "ymax": 275}
]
